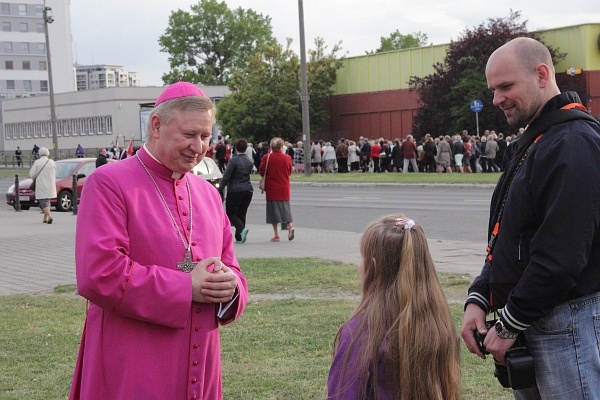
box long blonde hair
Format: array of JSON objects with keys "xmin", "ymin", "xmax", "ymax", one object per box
[{"xmin": 333, "ymin": 214, "xmax": 461, "ymax": 400}]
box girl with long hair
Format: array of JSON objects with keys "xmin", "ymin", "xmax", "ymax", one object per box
[{"xmin": 328, "ymin": 214, "xmax": 461, "ymax": 400}]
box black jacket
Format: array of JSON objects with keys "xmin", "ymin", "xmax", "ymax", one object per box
[
  {"xmin": 219, "ymin": 154, "xmax": 254, "ymax": 194},
  {"xmin": 466, "ymin": 92, "xmax": 600, "ymax": 333}
]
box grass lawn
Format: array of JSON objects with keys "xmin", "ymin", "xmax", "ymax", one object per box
[{"xmin": 0, "ymin": 258, "xmax": 513, "ymax": 400}]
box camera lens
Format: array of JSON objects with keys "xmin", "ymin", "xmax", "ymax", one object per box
[{"xmin": 493, "ymin": 359, "xmax": 511, "ymax": 388}]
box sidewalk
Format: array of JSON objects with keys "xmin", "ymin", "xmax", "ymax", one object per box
[{"xmin": 0, "ymin": 207, "xmax": 485, "ymax": 296}]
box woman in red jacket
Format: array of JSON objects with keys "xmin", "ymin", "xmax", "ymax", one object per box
[{"xmin": 259, "ymin": 137, "xmax": 295, "ymax": 242}]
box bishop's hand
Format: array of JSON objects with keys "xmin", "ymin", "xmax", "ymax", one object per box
[{"xmin": 190, "ymin": 257, "xmax": 237, "ymax": 303}]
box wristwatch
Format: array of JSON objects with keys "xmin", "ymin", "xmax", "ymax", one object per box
[{"xmin": 495, "ymin": 320, "xmax": 519, "ymax": 339}]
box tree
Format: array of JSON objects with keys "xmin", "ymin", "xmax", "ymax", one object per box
[
  {"xmin": 409, "ymin": 11, "xmax": 573, "ymax": 138},
  {"xmin": 217, "ymin": 40, "xmax": 301, "ymax": 143},
  {"xmin": 307, "ymin": 38, "xmax": 345, "ymax": 133},
  {"xmin": 217, "ymin": 38, "xmax": 345, "ymax": 144},
  {"xmin": 367, "ymin": 31, "xmax": 428, "ymax": 54},
  {"xmin": 159, "ymin": 0, "xmax": 276, "ymax": 85}
]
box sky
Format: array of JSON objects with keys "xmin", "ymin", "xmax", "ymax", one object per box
[{"xmin": 69, "ymin": 0, "xmax": 600, "ymax": 87}]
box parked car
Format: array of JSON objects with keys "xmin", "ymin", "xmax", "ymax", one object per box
[
  {"xmin": 6, "ymin": 157, "xmax": 116, "ymax": 212},
  {"xmin": 191, "ymin": 157, "xmax": 222, "ymax": 189}
]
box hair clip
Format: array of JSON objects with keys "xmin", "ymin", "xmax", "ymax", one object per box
[{"xmin": 395, "ymin": 218, "xmax": 415, "ymax": 230}]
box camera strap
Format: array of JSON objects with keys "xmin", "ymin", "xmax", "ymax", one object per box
[{"xmin": 485, "ymin": 103, "xmax": 597, "ymax": 308}]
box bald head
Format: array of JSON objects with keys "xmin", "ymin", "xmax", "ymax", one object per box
[{"xmin": 486, "ymin": 37, "xmax": 560, "ymax": 126}]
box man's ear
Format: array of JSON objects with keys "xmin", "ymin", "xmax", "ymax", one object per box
[
  {"xmin": 536, "ymin": 63, "xmax": 552, "ymax": 89},
  {"xmin": 149, "ymin": 114, "xmax": 162, "ymax": 140}
]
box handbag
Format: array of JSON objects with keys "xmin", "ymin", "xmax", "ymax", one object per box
[{"xmin": 259, "ymin": 154, "xmax": 271, "ymax": 194}]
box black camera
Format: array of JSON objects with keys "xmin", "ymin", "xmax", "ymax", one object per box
[{"xmin": 473, "ymin": 320, "xmax": 537, "ymax": 390}]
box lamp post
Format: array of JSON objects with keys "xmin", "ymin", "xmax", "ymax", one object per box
[
  {"xmin": 43, "ymin": 1, "xmax": 58, "ymax": 160},
  {"xmin": 298, "ymin": 0, "xmax": 311, "ymax": 176}
]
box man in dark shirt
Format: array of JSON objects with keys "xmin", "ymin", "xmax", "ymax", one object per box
[
  {"xmin": 461, "ymin": 37, "xmax": 600, "ymax": 399},
  {"xmin": 96, "ymin": 148, "xmax": 108, "ymax": 168}
]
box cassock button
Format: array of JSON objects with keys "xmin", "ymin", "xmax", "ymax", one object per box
[
  {"xmin": 193, "ymin": 344, "xmax": 199, "ymax": 349},
  {"xmin": 196, "ymin": 257, "xmax": 201, "ymax": 261},
  {"xmin": 178, "ymin": 195, "xmax": 183, "ymax": 200},
  {"xmin": 191, "ymin": 397, "xmax": 196, "ymax": 400},
  {"xmin": 196, "ymin": 308, "xmax": 201, "ymax": 314},
  {"xmin": 183, "ymin": 211, "xmax": 188, "ymax": 216},
  {"xmin": 191, "ymin": 241, "xmax": 197, "ymax": 246},
  {"xmin": 175, "ymin": 181, "xmax": 180, "ymax": 186},
  {"xmin": 193, "ymin": 360, "xmax": 199, "ymax": 366},
  {"xmin": 191, "ymin": 378, "xmax": 198, "ymax": 384},
  {"xmin": 195, "ymin": 326, "xmax": 200, "ymax": 331}
]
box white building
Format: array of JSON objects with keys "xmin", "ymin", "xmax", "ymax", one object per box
[
  {"xmin": 0, "ymin": 85, "xmax": 229, "ymax": 155},
  {"xmin": 76, "ymin": 64, "xmax": 139, "ymax": 91},
  {"xmin": 0, "ymin": 0, "xmax": 75, "ymax": 99}
]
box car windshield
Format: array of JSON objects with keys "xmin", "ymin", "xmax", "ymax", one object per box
[{"xmin": 55, "ymin": 162, "xmax": 81, "ymax": 179}]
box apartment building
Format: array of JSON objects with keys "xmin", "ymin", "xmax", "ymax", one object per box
[
  {"xmin": 76, "ymin": 64, "xmax": 139, "ymax": 91},
  {"xmin": 0, "ymin": 0, "xmax": 74, "ymax": 99}
]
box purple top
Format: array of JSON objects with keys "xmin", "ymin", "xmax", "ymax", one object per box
[{"xmin": 327, "ymin": 316, "xmax": 394, "ymax": 399}]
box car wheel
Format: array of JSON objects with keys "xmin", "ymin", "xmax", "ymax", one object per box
[{"xmin": 56, "ymin": 190, "xmax": 72, "ymax": 212}]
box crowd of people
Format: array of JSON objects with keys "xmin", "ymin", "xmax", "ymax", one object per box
[{"xmin": 206, "ymin": 129, "xmax": 522, "ymax": 178}]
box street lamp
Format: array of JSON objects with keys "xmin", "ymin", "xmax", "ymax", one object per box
[{"xmin": 43, "ymin": 1, "xmax": 58, "ymax": 160}]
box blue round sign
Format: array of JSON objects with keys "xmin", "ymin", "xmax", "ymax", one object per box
[{"xmin": 470, "ymin": 99, "xmax": 483, "ymax": 113}]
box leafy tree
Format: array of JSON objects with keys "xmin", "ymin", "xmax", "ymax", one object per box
[
  {"xmin": 159, "ymin": 0, "xmax": 276, "ymax": 85},
  {"xmin": 217, "ymin": 40, "xmax": 301, "ymax": 143},
  {"xmin": 217, "ymin": 38, "xmax": 345, "ymax": 144},
  {"xmin": 367, "ymin": 31, "xmax": 428, "ymax": 54},
  {"xmin": 307, "ymin": 38, "xmax": 345, "ymax": 133},
  {"xmin": 409, "ymin": 11, "xmax": 575, "ymax": 138}
]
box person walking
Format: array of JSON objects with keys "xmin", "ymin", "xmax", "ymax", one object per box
[
  {"xmin": 29, "ymin": 147, "xmax": 56, "ymax": 224},
  {"xmin": 461, "ymin": 37, "xmax": 600, "ymax": 400},
  {"xmin": 219, "ymin": 139, "xmax": 254, "ymax": 244},
  {"xmin": 14, "ymin": 147, "xmax": 22, "ymax": 167},
  {"xmin": 328, "ymin": 214, "xmax": 460, "ymax": 400},
  {"xmin": 259, "ymin": 137, "xmax": 295, "ymax": 242}
]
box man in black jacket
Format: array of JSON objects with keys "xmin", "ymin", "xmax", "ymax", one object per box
[{"xmin": 461, "ymin": 37, "xmax": 600, "ymax": 399}]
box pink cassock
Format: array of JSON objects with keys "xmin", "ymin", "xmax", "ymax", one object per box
[{"xmin": 69, "ymin": 147, "xmax": 248, "ymax": 400}]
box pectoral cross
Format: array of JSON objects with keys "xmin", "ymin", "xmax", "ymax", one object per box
[{"xmin": 177, "ymin": 252, "xmax": 198, "ymax": 273}]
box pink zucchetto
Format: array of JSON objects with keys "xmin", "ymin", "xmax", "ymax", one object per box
[{"xmin": 154, "ymin": 81, "xmax": 206, "ymax": 107}]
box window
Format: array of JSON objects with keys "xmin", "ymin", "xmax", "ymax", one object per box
[
  {"xmin": 5, "ymin": 60, "xmax": 13, "ymax": 69},
  {"xmin": 19, "ymin": 22, "xmax": 27, "ymax": 32},
  {"xmin": 72, "ymin": 120, "xmax": 79, "ymax": 136},
  {"xmin": 18, "ymin": 4, "xmax": 26, "ymax": 16},
  {"xmin": 6, "ymin": 80, "xmax": 14, "ymax": 90},
  {"xmin": 87, "ymin": 118, "xmax": 94, "ymax": 135},
  {"xmin": 4, "ymin": 42, "xmax": 12, "ymax": 53},
  {"xmin": 37, "ymin": 43, "xmax": 45, "ymax": 54},
  {"xmin": 34, "ymin": 4, "xmax": 42, "ymax": 16},
  {"xmin": 36, "ymin": 23, "xmax": 43, "ymax": 33},
  {"xmin": 22, "ymin": 61, "xmax": 30, "ymax": 70},
  {"xmin": 18, "ymin": 124, "xmax": 24, "ymax": 138},
  {"xmin": 20, "ymin": 42, "xmax": 29, "ymax": 54},
  {"xmin": 1, "ymin": 3, "xmax": 10, "ymax": 15},
  {"xmin": 26, "ymin": 123, "xmax": 31, "ymax": 138},
  {"xmin": 39, "ymin": 60, "xmax": 46, "ymax": 70},
  {"xmin": 106, "ymin": 117, "xmax": 113, "ymax": 134},
  {"xmin": 79, "ymin": 119, "xmax": 86, "ymax": 135},
  {"xmin": 23, "ymin": 80, "xmax": 31, "ymax": 92},
  {"xmin": 40, "ymin": 80, "xmax": 47, "ymax": 92},
  {"xmin": 2, "ymin": 21, "xmax": 10, "ymax": 32}
]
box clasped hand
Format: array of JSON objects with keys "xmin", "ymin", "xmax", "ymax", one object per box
[{"xmin": 190, "ymin": 257, "xmax": 237, "ymax": 303}]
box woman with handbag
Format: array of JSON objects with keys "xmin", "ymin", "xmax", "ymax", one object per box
[
  {"xmin": 29, "ymin": 147, "xmax": 56, "ymax": 224},
  {"xmin": 259, "ymin": 137, "xmax": 295, "ymax": 242}
]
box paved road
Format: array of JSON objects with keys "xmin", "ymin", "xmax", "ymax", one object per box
[{"xmin": 0, "ymin": 179, "xmax": 487, "ymax": 295}]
